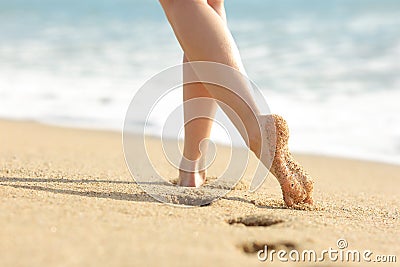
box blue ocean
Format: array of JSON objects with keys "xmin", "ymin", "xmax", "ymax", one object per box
[{"xmin": 1, "ymin": 0, "xmax": 400, "ymax": 164}]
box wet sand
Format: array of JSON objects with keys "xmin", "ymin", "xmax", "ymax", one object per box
[{"xmin": 0, "ymin": 119, "xmax": 399, "ymax": 266}]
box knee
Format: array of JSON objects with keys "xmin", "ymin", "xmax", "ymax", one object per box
[
  {"xmin": 207, "ymin": 0, "xmax": 224, "ymax": 5},
  {"xmin": 207, "ymin": 0, "xmax": 224, "ymax": 8},
  {"xmin": 159, "ymin": 0, "xmax": 179, "ymax": 10},
  {"xmin": 159, "ymin": 0, "xmax": 205, "ymax": 8},
  {"xmin": 159, "ymin": 0, "xmax": 173, "ymax": 8}
]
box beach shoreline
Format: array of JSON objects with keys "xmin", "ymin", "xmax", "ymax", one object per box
[{"xmin": 1, "ymin": 119, "xmax": 399, "ymax": 266}]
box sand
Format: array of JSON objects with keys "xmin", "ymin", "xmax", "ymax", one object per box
[{"xmin": 0, "ymin": 119, "xmax": 399, "ymax": 267}]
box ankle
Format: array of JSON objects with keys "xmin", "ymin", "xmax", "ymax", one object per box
[
  {"xmin": 247, "ymin": 122, "xmax": 263, "ymax": 157},
  {"xmin": 248, "ymin": 114, "xmax": 278, "ymax": 159},
  {"xmin": 179, "ymin": 155, "xmax": 205, "ymax": 173},
  {"xmin": 249, "ymin": 135, "xmax": 262, "ymax": 158}
]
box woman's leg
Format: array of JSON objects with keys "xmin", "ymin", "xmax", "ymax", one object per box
[
  {"xmin": 179, "ymin": 0, "xmax": 228, "ymax": 187},
  {"xmin": 160, "ymin": 0, "xmax": 261, "ymax": 147},
  {"xmin": 179, "ymin": 56, "xmax": 217, "ymax": 187},
  {"xmin": 160, "ymin": 0, "xmax": 313, "ymax": 206}
]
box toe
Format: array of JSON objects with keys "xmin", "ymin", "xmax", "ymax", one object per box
[
  {"xmin": 283, "ymin": 195, "xmax": 294, "ymax": 207},
  {"xmin": 303, "ymin": 196, "xmax": 314, "ymax": 205}
]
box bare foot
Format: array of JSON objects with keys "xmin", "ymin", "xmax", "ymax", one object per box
[
  {"xmin": 178, "ymin": 170, "xmax": 206, "ymax": 187},
  {"xmin": 257, "ymin": 114, "xmax": 314, "ymax": 207},
  {"xmin": 178, "ymin": 157, "xmax": 206, "ymax": 187}
]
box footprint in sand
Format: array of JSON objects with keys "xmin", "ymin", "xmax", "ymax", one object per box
[{"xmin": 227, "ymin": 214, "xmax": 284, "ymax": 227}]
